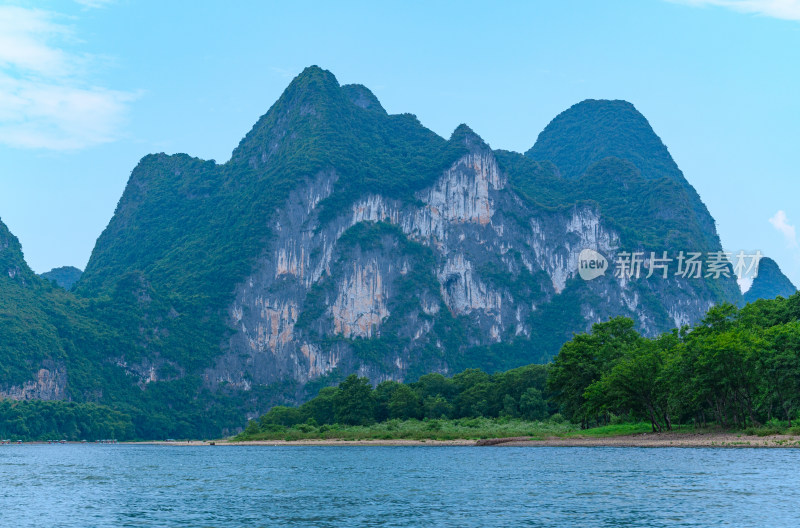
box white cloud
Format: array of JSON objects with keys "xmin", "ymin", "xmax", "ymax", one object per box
[
  {"xmin": 667, "ymin": 0, "xmax": 800, "ymax": 21},
  {"xmin": 74, "ymin": 0, "xmax": 115, "ymax": 9},
  {"xmin": 769, "ymin": 210, "xmax": 798, "ymax": 247},
  {"xmin": 0, "ymin": 5, "xmax": 136, "ymax": 150}
]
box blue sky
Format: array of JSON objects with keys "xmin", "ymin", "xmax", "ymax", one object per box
[{"xmin": 1, "ymin": 0, "xmax": 798, "ymax": 288}]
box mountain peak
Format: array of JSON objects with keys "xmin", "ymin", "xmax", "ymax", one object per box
[
  {"xmin": 0, "ymin": 216, "xmax": 35, "ymax": 285},
  {"xmin": 743, "ymin": 257, "xmax": 797, "ymax": 303},
  {"xmin": 526, "ymin": 99, "xmax": 683, "ymax": 183},
  {"xmin": 341, "ymin": 84, "xmax": 385, "ymax": 113},
  {"xmin": 40, "ymin": 265, "xmax": 83, "ymax": 290},
  {"xmin": 231, "ymin": 65, "xmax": 346, "ymax": 165},
  {"xmin": 450, "ymin": 123, "xmax": 489, "ymax": 150},
  {"xmin": 287, "ymin": 65, "xmax": 341, "ymax": 95}
]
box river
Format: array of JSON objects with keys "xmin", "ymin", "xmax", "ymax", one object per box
[{"xmin": 1, "ymin": 445, "xmax": 797, "ymax": 527}]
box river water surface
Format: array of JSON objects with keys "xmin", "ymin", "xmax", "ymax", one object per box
[{"xmin": 1, "ymin": 445, "xmax": 797, "ymax": 527}]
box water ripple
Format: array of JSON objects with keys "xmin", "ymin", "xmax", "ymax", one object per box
[{"xmin": 0, "ymin": 445, "xmax": 798, "ymax": 527}]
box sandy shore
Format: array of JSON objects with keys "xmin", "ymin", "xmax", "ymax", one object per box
[
  {"xmin": 496, "ymin": 432, "xmax": 800, "ymax": 448},
  {"xmin": 129, "ymin": 432, "xmax": 800, "ymax": 448},
  {"xmin": 131, "ymin": 439, "xmax": 474, "ymax": 446}
]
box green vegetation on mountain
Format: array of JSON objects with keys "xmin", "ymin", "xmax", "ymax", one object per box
[
  {"xmin": 526, "ymin": 99, "xmax": 685, "ymax": 182},
  {"xmin": 522, "ymin": 99, "xmax": 723, "ymax": 254},
  {"xmin": 1, "ymin": 217, "xmax": 68, "ymax": 386},
  {"xmin": 75, "ymin": 66, "xmax": 468, "ymax": 373},
  {"xmin": 40, "ymin": 266, "xmax": 83, "ymax": 290},
  {"xmin": 1, "ymin": 220, "xmax": 277, "ymax": 439},
  {"xmin": 0, "ymin": 67, "xmax": 750, "ymax": 439},
  {"xmin": 743, "ymin": 257, "xmax": 796, "ymax": 304},
  {"xmin": 498, "ymin": 154, "xmax": 717, "ymax": 255},
  {"xmin": 0, "ymin": 400, "xmax": 134, "ymax": 441},
  {"xmin": 1, "ymin": 68, "xmax": 476, "ymax": 439}
]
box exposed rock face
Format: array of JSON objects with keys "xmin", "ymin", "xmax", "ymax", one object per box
[
  {"xmin": 210, "ymin": 141, "xmax": 725, "ymax": 394},
  {"xmin": 331, "ymin": 259, "xmax": 390, "ymax": 338},
  {"xmin": 421, "ymin": 152, "xmax": 502, "ymax": 227},
  {"xmin": 0, "ymin": 363, "xmax": 67, "ymax": 400}
]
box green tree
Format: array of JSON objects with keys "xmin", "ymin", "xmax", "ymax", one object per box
[
  {"xmin": 423, "ymin": 396, "xmax": 453, "ymax": 419},
  {"xmin": 762, "ymin": 322, "xmax": 800, "ymax": 426},
  {"xmin": 586, "ymin": 335, "xmax": 676, "ymax": 432},
  {"xmin": 259, "ymin": 406, "xmax": 304, "ymax": 427},
  {"xmin": 388, "ymin": 384, "xmax": 422, "ymax": 420},
  {"xmin": 333, "ymin": 375, "xmax": 375, "ymax": 425},
  {"xmin": 413, "ymin": 373, "xmax": 458, "ymax": 403},
  {"xmin": 547, "ymin": 317, "xmax": 640, "ymax": 426},
  {"xmin": 519, "ymin": 388, "xmax": 548, "ymax": 421},
  {"xmin": 300, "ymin": 386, "xmax": 338, "ymax": 425},
  {"xmin": 244, "ymin": 419, "xmax": 261, "ymax": 436},
  {"xmin": 373, "ymin": 381, "xmax": 402, "ymax": 422},
  {"xmin": 501, "ymin": 394, "xmax": 518, "ymax": 418}
]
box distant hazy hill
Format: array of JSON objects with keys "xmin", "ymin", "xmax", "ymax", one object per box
[
  {"xmin": 0, "ymin": 67, "xmax": 743, "ymax": 438},
  {"xmin": 41, "ymin": 266, "xmax": 83, "ymax": 290},
  {"xmin": 744, "ymin": 257, "xmax": 797, "ymax": 303}
]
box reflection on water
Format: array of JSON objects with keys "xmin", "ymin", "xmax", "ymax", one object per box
[{"xmin": 1, "ymin": 445, "xmax": 798, "ymax": 527}]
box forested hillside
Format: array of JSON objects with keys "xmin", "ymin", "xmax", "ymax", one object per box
[{"xmin": 0, "ymin": 67, "xmax": 763, "ymax": 439}]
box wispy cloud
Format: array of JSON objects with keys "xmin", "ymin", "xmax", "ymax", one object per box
[
  {"xmin": 0, "ymin": 5, "xmax": 137, "ymax": 150},
  {"xmin": 270, "ymin": 66, "xmax": 297, "ymax": 80},
  {"xmin": 667, "ymin": 0, "xmax": 800, "ymax": 21},
  {"xmin": 74, "ymin": 0, "xmax": 115, "ymax": 9},
  {"xmin": 769, "ymin": 210, "xmax": 799, "ymax": 247}
]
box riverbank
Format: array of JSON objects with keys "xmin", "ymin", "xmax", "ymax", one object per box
[
  {"xmin": 488, "ymin": 431, "xmax": 800, "ymax": 448},
  {"xmin": 224, "ymin": 420, "xmax": 800, "ymax": 447},
  {"xmin": 123, "ymin": 430, "xmax": 800, "ymax": 448}
]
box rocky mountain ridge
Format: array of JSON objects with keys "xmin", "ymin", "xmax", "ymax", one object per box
[{"xmin": 0, "ymin": 66, "xmax": 754, "ymax": 436}]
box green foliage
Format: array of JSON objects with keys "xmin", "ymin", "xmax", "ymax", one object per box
[
  {"xmin": 547, "ymin": 317, "xmax": 641, "ymax": 425},
  {"xmin": 519, "ymin": 388, "xmax": 548, "ymax": 421},
  {"xmin": 387, "ymin": 384, "xmax": 422, "ymax": 420},
  {"xmin": 497, "ymin": 152, "xmax": 722, "ymax": 255},
  {"xmin": 235, "ymin": 416, "xmax": 577, "ymax": 442},
  {"xmin": 0, "ymin": 400, "xmax": 134, "ymax": 441},
  {"xmin": 240, "ymin": 363, "xmax": 553, "ymax": 438},
  {"xmin": 242, "ymin": 292, "xmax": 800, "ymax": 440},
  {"xmin": 0, "ymin": 277, "xmax": 68, "ymax": 385},
  {"xmin": 743, "ymin": 257, "xmax": 797, "ymax": 304},
  {"xmin": 550, "ymin": 294, "xmax": 800, "ymax": 432},
  {"xmin": 40, "ymin": 266, "xmax": 83, "ymax": 290},
  {"xmin": 507, "ymin": 98, "xmax": 740, "ymax": 312},
  {"xmin": 1, "ymin": 67, "xmax": 466, "ymax": 440},
  {"xmin": 526, "ymin": 99, "xmax": 687, "ymax": 183},
  {"xmin": 333, "ymin": 375, "xmax": 375, "ymax": 425}
]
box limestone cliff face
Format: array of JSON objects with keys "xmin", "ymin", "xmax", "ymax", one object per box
[
  {"xmin": 331, "ymin": 259, "xmax": 390, "ymax": 338},
  {"xmin": 209, "ymin": 140, "xmax": 721, "ymax": 394},
  {"xmin": 0, "ymin": 362, "xmax": 67, "ymax": 401}
]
